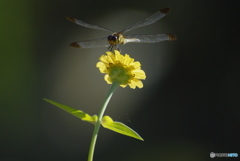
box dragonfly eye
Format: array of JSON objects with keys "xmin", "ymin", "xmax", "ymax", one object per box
[{"xmin": 107, "ymin": 35, "xmax": 118, "ymax": 45}]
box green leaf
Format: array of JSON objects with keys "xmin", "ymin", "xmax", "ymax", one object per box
[
  {"xmin": 101, "ymin": 116, "xmax": 144, "ymax": 141},
  {"xmin": 43, "ymin": 98, "xmax": 97, "ymax": 124}
]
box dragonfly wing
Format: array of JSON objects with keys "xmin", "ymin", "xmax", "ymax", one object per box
[
  {"xmin": 66, "ymin": 17, "xmax": 113, "ymax": 33},
  {"xmin": 70, "ymin": 37, "xmax": 109, "ymax": 48},
  {"xmin": 120, "ymin": 8, "xmax": 171, "ymax": 33},
  {"xmin": 124, "ymin": 34, "xmax": 177, "ymax": 44}
]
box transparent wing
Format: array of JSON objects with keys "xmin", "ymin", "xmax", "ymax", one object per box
[
  {"xmin": 66, "ymin": 17, "xmax": 113, "ymax": 33},
  {"xmin": 124, "ymin": 34, "xmax": 177, "ymax": 44},
  {"xmin": 70, "ymin": 37, "xmax": 109, "ymax": 48},
  {"xmin": 120, "ymin": 8, "xmax": 170, "ymax": 34}
]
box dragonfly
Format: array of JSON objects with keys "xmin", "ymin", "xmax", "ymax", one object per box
[{"xmin": 66, "ymin": 8, "xmax": 177, "ymax": 51}]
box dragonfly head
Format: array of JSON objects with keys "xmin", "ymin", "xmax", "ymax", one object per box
[
  {"xmin": 107, "ymin": 33, "xmax": 122, "ymax": 51},
  {"xmin": 108, "ymin": 33, "xmax": 125, "ymax": 45},
  {"xmin": 107, "ymin": 34, "xmax": 118, "ymax": 45}
]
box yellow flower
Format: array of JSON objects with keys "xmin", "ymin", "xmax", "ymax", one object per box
[{"xmin": 96, "ymin": 50, "xmax": 146, "ymax": 89}]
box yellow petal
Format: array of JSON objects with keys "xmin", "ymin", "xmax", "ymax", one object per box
[
  {"xmin": 130, "ymin": 61, "xmax": 141, "ymax": 68},
  {"xmin": 123, "ymin": 54, "xmax": 134, "ymax": 65},
  {"xmin": 120, "ymin": 84, "xmax": 127, "ymax": 88},
  {"xmin": 114, "ymin": 50, "xmax": 122, "ymax": 62},
  {"xmin": 108, "ymin": 53, "xmax": 116, "ymax": 64},
  {"xmin": 104, "ymin": 74, "xmax": 112, "ymax": 84},
  {"xmin": 99, "ymin": 55, "xmax": 111, "ymax": 64},
  {"xmin": 96, "ymin": 62, "xmax": 105, "ymax": 68},
  {"xmin": 127, "ymin": 80, "xmax": 136, "ymax": 89},
  {"xmin": 113, "ymin": 50, "xmax": 120, "ymax": 55},
  {"xmin": 132, "ymin": 79, "xmax": 143, "ymax": 88},
  {"xmin": 132, "ymin": 70, "xmax": 146, "ymax": 79}
]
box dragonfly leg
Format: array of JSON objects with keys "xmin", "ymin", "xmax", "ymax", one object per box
[
  {"xmin": 108, "ymin": 45, "xmax": 113, "ymax": 51},
  {"xmin": 108, "ymin": 45, "xmax": 121, "ymax": 52},
  {"xmin": 115, "ymin": 45, "xmax": 121, "ymax": 52}
]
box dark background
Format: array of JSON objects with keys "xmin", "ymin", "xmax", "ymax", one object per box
[{"xmin": 1, "ymin": 0, "xmax": 239, "ymax": 161}]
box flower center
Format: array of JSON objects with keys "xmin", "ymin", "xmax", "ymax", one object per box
[{"xmin": 108, "ymin": 64, "xmax": 132, "ymax": 85}]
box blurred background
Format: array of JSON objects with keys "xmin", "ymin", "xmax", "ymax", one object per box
[{"xmin": 1, "ymin": 0, "xmax": 239, "ymax": 160}]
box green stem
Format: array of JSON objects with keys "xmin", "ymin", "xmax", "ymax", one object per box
[{"xmin": 87, "ymin": 81, "xmax": 119, "ymax": 161}]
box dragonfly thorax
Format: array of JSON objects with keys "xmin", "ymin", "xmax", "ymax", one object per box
[{"xmin": 107, "ymin": 33, "xmax": 125, "ymax": 45}]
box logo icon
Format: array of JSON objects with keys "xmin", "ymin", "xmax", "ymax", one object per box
[{"xmin": 210, "ymin": 152, "xmax": 215, "ymax": 158}]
